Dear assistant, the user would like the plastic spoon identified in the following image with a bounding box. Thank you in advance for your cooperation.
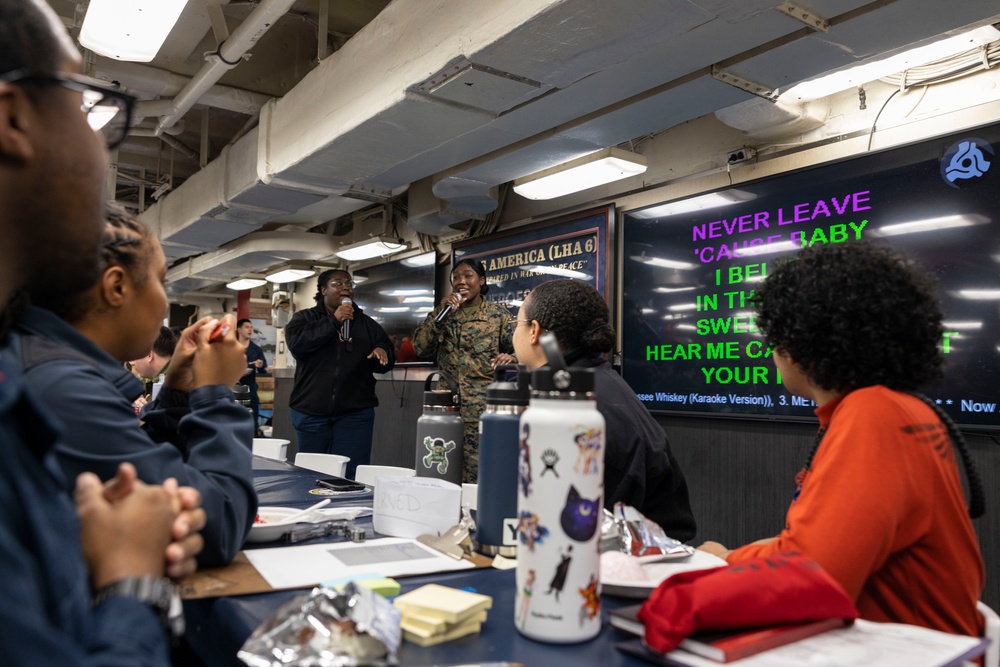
[272,498,332,525]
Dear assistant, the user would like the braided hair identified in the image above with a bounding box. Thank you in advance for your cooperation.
[31,206,154,323]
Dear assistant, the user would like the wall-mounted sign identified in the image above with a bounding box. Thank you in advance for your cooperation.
[454,206,611,312]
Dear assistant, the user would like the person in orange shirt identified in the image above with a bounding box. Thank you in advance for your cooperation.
[699,242,985,638]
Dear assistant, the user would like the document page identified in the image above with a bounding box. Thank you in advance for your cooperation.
[245,537,475,589]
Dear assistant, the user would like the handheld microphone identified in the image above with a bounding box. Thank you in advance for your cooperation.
[341,298,352,341]
[434,294,463,324]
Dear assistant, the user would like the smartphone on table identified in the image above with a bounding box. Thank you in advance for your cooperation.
[315,477,368,492]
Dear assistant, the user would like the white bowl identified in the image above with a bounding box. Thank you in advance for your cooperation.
[247,506,305,543]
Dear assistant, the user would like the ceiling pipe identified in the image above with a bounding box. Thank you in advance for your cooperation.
[130,121,187,137]
[97,60,272,118]
[155,0,297,135]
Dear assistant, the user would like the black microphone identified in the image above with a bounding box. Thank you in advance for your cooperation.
[341,297,352,341]
[434,294,463,324]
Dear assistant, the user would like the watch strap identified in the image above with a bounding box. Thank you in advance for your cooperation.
[92,575,185,638]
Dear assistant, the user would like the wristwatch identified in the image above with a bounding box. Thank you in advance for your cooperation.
[92,576,185,638]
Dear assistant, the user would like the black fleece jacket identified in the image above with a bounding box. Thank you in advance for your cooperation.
[285,302,394,416]
[567,351,697,542]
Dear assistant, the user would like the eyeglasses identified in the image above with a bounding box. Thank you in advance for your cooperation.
[0,69,136,149]
[328,279,357,289]
[508,316,530,333]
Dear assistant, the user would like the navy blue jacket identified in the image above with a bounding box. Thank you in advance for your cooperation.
[0,338,171,665]
[285,302,395,416]
[14,305,257,566]
[238,339,267,394]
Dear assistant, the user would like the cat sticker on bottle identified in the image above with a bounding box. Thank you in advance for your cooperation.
[560,485,601,542]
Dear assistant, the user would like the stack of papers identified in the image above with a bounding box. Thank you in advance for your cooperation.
[393,584,493,647]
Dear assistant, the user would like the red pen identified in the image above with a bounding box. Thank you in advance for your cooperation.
[208,323,231,343]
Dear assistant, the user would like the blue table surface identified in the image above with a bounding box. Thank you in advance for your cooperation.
[185,456,649,666]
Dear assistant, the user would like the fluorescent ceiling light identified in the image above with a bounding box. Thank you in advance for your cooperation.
[942,321,982,330]
[957,289,1000,300]
[335,236,408,261]
[402,296,435,303]
[80,0,190,62]
[675,324,698,331]
[630,255,696,270]
[521,264,590,280]
[780,25,1000,101]
[401,252,436,267]
[668,303,698,311]
[265,268,316,283]
[379,307,410,313]
[641,308,655,314]
[508,299,525,307]
[631,190,757,219]
[226,276,266,291]
[873,214,988,237]
[513,147,647,200]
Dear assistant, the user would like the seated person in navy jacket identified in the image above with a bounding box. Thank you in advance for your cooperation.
[0,1,206,661]
[17,207,257,567]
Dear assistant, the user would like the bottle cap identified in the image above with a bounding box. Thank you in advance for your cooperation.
[485,364,530,406]
[530,332,595,394]
[422,370,460,408]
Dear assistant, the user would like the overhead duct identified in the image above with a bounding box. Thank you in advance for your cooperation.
[93,60,272,119]
[164,230,342,296]
[151,0,1000,292]
[714,97,828,140]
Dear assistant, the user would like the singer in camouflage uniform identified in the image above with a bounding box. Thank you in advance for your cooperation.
[413,259,515,482]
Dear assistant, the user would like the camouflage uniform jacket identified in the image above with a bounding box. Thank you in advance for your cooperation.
[412,297,514,424]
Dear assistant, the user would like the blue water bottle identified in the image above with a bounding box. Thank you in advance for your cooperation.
[476,364,529,557]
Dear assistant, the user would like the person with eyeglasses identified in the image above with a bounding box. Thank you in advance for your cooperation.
[412,258,516,483]
[285,269,394,478]
[0,1,203,664]
[511,279,696,542]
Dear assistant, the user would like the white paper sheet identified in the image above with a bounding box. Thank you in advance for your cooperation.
[244,537,475,590]
[646,619,986,667]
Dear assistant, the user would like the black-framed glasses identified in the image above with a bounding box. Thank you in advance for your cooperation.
[0,69,136,149]
[328,279,357,289]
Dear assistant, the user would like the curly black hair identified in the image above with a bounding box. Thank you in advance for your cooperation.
[752,242,943,393]
[523,279,614,355]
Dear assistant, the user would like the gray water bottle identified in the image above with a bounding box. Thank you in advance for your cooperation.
[414,370,464,484]
[476,364,529,557]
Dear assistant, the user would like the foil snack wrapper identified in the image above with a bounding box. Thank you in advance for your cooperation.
[601,502,692,558]
[238,583,401,667]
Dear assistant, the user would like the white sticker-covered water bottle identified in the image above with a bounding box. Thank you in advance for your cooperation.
[515,332,604,643]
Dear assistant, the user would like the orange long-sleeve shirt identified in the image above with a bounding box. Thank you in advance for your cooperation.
[727,386,983,637]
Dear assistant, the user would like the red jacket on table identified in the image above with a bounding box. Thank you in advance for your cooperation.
[727,385,983,637]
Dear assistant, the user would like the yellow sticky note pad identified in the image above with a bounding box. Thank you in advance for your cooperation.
[333,577,401,598]
[402,618,482,647]
[393,584,493,624]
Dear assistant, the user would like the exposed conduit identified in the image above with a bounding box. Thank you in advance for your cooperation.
[155,0,297,135]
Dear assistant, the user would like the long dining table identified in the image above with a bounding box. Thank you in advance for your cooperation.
[182,455,649,666]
